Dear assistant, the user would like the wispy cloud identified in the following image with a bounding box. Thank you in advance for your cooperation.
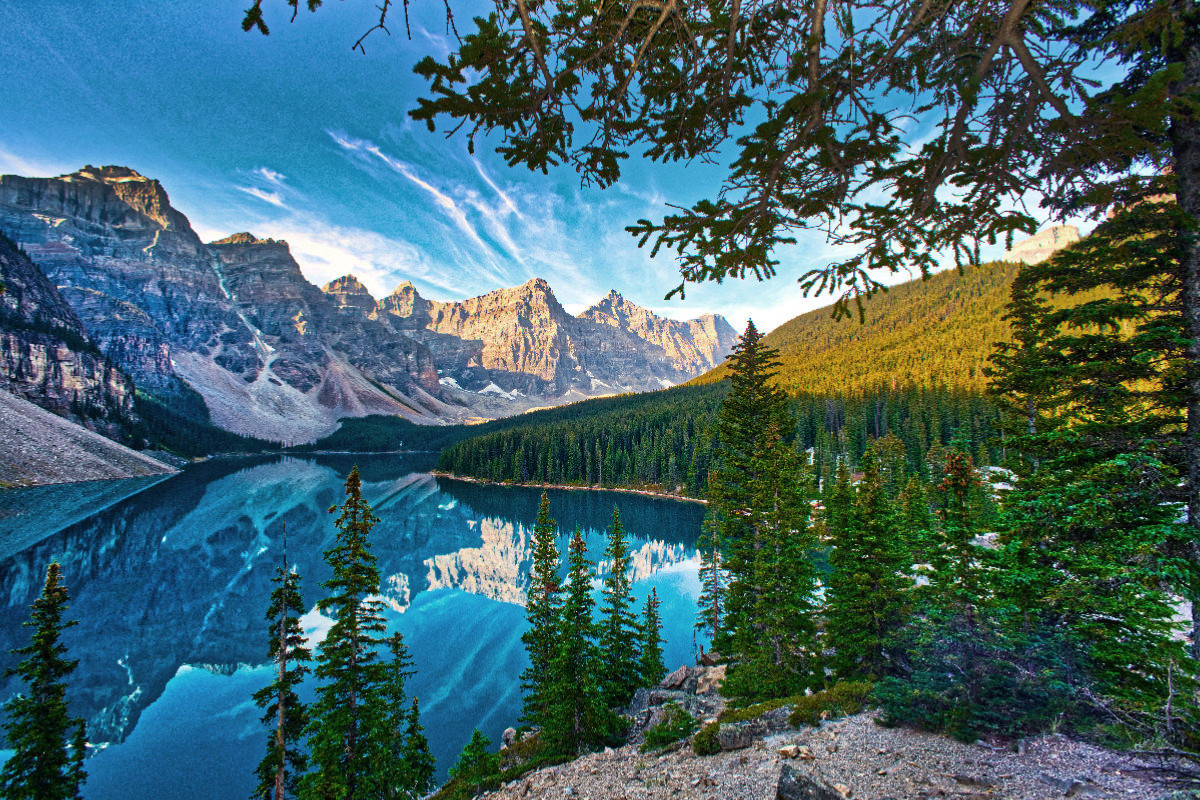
[236,185,288,208]
[0,146,70,178]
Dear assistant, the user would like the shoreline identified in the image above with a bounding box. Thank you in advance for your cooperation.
[431,472,707,504]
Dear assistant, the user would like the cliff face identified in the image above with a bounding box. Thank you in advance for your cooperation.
[579,291,739,378]
[0,169,448,442]
[1001,225,1081,265]
[0,232,133,435]
[372,279,738,403]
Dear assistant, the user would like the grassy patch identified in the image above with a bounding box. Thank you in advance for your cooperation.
[718,695,805,724]
[431,732,569,800]
[788,681,874,727]
[640,702,698,753]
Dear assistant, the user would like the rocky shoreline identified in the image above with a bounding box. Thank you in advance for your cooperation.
[484,665,1193,800]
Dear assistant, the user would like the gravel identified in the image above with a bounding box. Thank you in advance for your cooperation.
[481,712,1177,800]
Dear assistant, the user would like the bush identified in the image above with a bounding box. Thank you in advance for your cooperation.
[788,681,873,728]
[692,722,721,756]
[718,695,805,724]
[433,731,569,800]
[640,703,698,752]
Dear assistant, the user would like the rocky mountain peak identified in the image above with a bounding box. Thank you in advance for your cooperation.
[210,232,281,246]
[323,274,371,295]
[521,277,554,297]
[73,165,149,183]
[65,165,183,233]
[322,275,378,319]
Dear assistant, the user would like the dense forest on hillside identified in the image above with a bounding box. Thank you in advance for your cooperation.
[432,262,1019,494]
[130,389,281,458]
[696,260,1020,395]
[436,384,1001,497]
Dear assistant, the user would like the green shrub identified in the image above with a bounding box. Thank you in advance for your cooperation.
[691,722,721,756]
[718,695,805,724]
[788,682,874,728]
[432,731,569,800]
[640,703,698,752]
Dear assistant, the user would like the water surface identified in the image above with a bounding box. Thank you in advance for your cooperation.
[0,455,704,799]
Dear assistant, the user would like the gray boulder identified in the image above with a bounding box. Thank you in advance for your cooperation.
[776,764,845,800]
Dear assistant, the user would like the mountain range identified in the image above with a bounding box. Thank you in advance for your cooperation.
[0,166,737,446]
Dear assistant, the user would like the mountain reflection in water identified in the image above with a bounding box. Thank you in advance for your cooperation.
[0,455,704,800]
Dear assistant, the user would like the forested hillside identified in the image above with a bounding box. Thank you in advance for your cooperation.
[436,385,1000,497]
[433,262,1020,495]
[695,260,1020,394]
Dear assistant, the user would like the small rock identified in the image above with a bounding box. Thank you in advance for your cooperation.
[696,664,727,695]
[700,650,722,667]
[798,745,815,760]
[660,665,689,690]
[776,764,845,800]
[778,744,800,759]
[833,784,852,798]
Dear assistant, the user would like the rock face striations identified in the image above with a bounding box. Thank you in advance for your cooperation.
[0,166,736,442]
[365,279,738,411]
[580,290,739,379]
[0,231,133,437]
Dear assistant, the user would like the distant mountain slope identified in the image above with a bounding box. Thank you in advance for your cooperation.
[0,389,175,487]
[340,277,738,410]
[578,290,738,378]
[0,230,134,438]
[0,167,459,442]
[694,260,1022,395]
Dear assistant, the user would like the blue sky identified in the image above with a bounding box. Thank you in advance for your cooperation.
[0,0,1034,332]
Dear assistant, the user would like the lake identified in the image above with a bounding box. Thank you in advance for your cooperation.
[0,455,706,799]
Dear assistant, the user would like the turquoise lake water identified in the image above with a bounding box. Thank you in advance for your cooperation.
[0,455,705,799]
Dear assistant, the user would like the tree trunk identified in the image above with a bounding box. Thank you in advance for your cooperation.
[1171,21,1200,661]
[275,608,287,800]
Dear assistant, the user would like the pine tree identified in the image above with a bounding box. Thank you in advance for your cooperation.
[597,507,641,708]
[0,563,86,800]
[710,322,793,655]
[637,589,666,689]
[897,476,936,570]
[519,492,561,730]
[399,698,435,799]
[694,510,725,647]
[543,530,610,756]
[723,434,821,702]
[707,320,821,700]
[378,633,416,800]
[825,446,909,681]
[303,466,389,800]
[252,545,311,800]
[448,728,499,796]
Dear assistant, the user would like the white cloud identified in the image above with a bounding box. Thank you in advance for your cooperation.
[253,214,473,298]
[235,185,288,208]
[0,146,70,178]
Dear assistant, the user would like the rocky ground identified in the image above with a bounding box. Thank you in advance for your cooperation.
[0,389,176,486]
[486,666,1196,800]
